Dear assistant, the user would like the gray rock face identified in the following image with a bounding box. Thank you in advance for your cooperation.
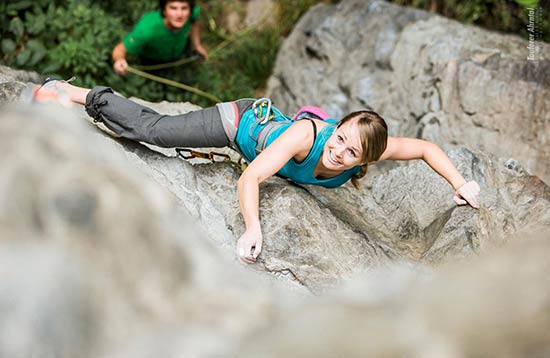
[0,65,42,105]
[1,2,550,352]
[304,148,550,263]
[236,231,550,358]
[266,0,550,183]
[4,99,547,356]
[0,104,295,357]
[109,98,550,294]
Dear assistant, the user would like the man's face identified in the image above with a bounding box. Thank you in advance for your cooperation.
[163,1,191,30]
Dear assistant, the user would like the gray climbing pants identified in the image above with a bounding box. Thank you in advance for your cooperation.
[84,86,254,148]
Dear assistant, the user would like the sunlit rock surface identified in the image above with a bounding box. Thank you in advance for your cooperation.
[236,231,550,357]
[1,0,550,354]
[0,104,301,357]
[267,0,550,183]
[2,101,547,357]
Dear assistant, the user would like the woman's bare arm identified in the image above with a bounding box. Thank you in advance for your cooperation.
[236,120,312,263]
[379,137,465,190]
[377,137,479,207]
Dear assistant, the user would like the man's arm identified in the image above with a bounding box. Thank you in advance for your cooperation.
[189,21,208,59]
[112,42,129,75]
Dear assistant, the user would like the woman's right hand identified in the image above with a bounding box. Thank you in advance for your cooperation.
[236,228,263,264]
[113,58,128,75]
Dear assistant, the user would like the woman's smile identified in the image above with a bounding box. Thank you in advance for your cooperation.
[321,119,364,171]
[328,150,342,166]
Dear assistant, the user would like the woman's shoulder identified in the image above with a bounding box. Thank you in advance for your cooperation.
[290,118,333,131]
[286,119,331,162]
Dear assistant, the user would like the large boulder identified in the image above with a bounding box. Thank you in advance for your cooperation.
[1,0,550,350]
[3,97,546,355]
[0,103,296,357]
[112,99,550,290]
[266,0,550,183]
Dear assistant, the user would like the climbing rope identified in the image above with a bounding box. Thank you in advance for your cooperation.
[125,65,222,103]
[125,10,272,104]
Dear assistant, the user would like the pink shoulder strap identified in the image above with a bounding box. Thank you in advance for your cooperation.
[293,106,330,121]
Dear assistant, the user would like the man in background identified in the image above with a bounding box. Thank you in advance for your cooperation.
[112,0,208,75]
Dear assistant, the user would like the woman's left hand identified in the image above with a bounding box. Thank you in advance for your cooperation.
[454,180,480,209]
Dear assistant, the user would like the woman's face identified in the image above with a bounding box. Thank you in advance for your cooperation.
[163,1,191,30]
[322,119,364,171]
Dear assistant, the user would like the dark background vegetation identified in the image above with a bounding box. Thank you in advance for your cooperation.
[1,0,547,107]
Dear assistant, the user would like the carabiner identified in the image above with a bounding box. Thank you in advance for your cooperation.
[252,97,272,125]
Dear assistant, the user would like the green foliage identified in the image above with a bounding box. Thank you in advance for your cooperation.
[111,0,340,106]
[95,0,158,27]
[515,0,539,8]
[276,0,340,35]
[1,0,128,89]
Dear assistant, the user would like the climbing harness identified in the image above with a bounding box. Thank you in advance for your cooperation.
[175,148,248,172]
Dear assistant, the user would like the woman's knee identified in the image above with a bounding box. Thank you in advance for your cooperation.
[84,87,115,123]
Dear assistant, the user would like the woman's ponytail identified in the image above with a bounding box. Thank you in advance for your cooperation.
[351,164,369,191]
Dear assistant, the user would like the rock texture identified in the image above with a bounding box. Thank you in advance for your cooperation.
[0,103,302,358]
[267,0,550,183]
[0,65,42,105]
[236,231,550,358]
[2,99,548,356]
[1,0,550,354]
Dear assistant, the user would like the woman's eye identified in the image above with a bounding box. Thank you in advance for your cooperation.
[348,149,356,158]
[337,135,343,143]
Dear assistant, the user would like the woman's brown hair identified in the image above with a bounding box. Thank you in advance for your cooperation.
[337,110,388,190]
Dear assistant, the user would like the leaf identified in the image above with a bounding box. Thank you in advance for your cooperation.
[16,48,31,66]
[9,17,25,39]
[27,40,47,66]
[26,39,43,51]
[29,49,47,66]
[6,1,34,12]
[26,13,46,35]
[42,62,62,73]
[514,0,539,8]
[1,39,16,54]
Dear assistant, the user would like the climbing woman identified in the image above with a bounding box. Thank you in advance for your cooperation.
[33,80,481,264]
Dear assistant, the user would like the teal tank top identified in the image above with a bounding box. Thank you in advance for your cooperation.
[234,107,360,188]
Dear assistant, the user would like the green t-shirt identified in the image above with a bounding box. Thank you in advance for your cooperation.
[123,6,200,62]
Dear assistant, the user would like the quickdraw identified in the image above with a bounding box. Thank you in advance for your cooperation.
[176,148,248,172]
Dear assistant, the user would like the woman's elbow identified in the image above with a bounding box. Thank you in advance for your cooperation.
[421,140,444,160]
[237,170,259,190]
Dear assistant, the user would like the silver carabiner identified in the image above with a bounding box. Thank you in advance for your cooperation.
[252,97,272,125]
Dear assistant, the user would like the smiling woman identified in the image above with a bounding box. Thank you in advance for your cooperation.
[33,80,481,264]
